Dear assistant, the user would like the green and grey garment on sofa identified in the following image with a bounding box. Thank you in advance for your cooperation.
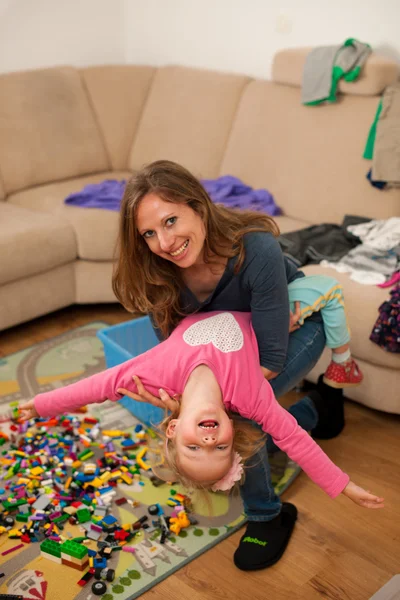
[367,82,400,186]
[302,38,371,105]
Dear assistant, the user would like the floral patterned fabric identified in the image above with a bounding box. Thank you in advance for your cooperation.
[370,285,400,353]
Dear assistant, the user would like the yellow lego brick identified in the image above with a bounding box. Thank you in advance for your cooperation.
[72,460,82,469]
[137,458,150,471]
[120,466,128,473]
[8,529,22,537]
[91,477,103,488]
[30,466,44,476]
[136,447,148,460]
[99,472,111,482]
[120,474,132,485]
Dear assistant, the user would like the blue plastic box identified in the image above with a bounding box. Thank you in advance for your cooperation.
[97,316,164,427]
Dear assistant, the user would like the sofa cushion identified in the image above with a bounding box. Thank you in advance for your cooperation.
[0,264,75,332]
[0,203,76,286]
[8,171,131,261]
[128,66,250,178]
[81,66,155,170]
[274,215,311,234]
[0,67,110,195]
[302,264,400,370]
[272,49,399,96]
[220,80,400,224]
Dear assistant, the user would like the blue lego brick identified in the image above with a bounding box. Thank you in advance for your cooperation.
[102,515,117,526]
[94,557,107,569]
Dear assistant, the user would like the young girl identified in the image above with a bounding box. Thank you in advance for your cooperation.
[288,274,363,388]
[20,310,381,507]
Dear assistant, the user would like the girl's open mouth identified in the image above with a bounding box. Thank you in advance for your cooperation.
[198,420,219,429]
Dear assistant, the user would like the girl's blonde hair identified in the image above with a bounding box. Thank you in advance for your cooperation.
[112,160,280,339]
[156,406,266,492]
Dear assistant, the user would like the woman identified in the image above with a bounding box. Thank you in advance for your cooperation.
[112,160,345,571]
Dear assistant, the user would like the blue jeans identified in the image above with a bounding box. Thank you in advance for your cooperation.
[240,313,326,521]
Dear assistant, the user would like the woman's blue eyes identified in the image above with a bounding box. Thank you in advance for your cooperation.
[143,216,177,239]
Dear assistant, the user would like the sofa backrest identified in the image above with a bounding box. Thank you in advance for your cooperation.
[127,66,250,178]
[221,50,400,224]
[0,67,110,195]
[81,65,155,171]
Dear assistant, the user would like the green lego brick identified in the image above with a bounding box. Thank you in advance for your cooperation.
[61,539,88,559]
[2,498,28,511]
[0,438,5,446]
[40,539,62,558]
[76,508,91,523]
[78,450,94,460]
[52,514,69,524]
[16,514,30,522]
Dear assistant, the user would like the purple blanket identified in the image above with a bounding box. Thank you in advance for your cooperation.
[64,176,281,216]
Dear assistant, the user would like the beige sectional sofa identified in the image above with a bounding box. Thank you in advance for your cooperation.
[0,50,399,413]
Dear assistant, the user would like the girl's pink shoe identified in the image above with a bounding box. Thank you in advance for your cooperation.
[323,359,363,388]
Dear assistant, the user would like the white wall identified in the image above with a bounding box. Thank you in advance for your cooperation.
[0,0,125,74]
[124,0,400,79]
[1,0,398,78]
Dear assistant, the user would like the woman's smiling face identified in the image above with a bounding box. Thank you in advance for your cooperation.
[136,193,206,267]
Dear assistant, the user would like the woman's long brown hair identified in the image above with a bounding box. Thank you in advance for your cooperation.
[112,160,279,338]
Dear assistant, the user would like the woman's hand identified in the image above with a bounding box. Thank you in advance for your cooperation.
[289,301,301,333]
[19,399,39,421]
[260,366,278,381]
[117,375,180,412]
[342,481,384,509]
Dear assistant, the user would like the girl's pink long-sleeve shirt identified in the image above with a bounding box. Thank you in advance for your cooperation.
[34,311,349,498]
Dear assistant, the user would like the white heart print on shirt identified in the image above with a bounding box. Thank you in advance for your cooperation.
[183,313,244,353]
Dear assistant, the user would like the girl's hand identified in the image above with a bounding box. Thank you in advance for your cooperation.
[342,480,384,509]
[117,376,180,412]
[19,399,39,421]
[289,301,301,333]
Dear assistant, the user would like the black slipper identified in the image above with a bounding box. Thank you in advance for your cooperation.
[233,503,298,571]
[310,375,345,440]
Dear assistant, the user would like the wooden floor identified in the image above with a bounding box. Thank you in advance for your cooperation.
[1,304,399,600]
